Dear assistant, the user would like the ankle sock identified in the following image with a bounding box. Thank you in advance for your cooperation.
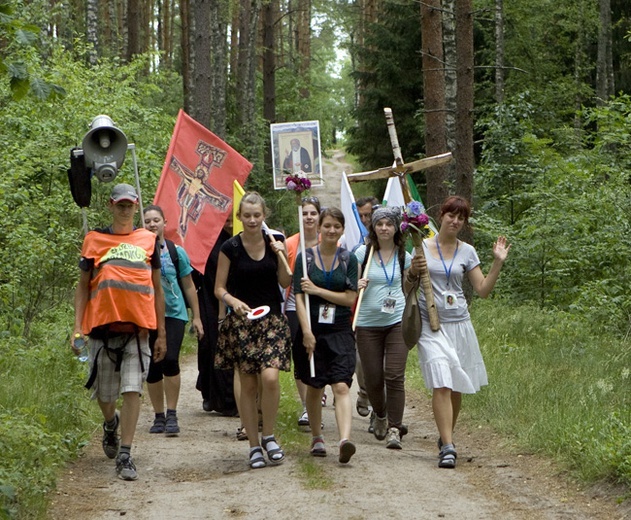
[105,416,118,430]
[262,435,280,452]
[154,412,166,420]
[119,445,131,457]
[166,409,177,417]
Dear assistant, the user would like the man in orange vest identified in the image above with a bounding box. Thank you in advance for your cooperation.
[72,183,166,481]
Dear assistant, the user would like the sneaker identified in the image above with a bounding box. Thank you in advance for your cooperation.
[165,412,180,437]
[102,412,120,459]
[385,427,402,449]
[298,410,310,427]
[356,394,370,417]
[115,453,138,481]
[370,412,388,441]
[149,416,166,434]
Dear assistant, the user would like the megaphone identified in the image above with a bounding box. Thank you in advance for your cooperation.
[82,115,128,183]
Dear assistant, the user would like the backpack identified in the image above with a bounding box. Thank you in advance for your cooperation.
[164,239,191,308]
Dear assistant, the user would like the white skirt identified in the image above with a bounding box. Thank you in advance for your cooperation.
[417,318,488,394]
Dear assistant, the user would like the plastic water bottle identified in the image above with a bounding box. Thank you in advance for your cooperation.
[74,333,89,362]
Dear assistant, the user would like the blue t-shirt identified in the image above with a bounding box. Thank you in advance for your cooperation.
[354,245,411,327]
[160,243,193,321]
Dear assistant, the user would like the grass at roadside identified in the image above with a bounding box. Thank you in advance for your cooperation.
[467,299,631,492]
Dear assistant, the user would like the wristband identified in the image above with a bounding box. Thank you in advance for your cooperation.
[221,292,231,307]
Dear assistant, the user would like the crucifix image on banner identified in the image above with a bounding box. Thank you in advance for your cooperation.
[170,141,231,236]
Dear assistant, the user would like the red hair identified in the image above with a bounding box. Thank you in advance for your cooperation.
[440,196,471,224]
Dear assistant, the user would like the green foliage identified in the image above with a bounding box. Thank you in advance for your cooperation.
[0,333,98,518]
[476,94,631,333]
[0,47,175,338]
[345,0,424,169]
[469,300,631,487]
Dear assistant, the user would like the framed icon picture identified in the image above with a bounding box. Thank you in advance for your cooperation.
[270,120,323,190]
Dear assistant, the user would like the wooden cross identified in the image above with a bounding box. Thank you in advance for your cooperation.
[346,107,452,332]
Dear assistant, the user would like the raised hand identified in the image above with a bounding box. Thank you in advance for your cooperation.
[493,236,511,262]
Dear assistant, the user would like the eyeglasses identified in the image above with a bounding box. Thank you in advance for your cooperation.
[302,196,320,205]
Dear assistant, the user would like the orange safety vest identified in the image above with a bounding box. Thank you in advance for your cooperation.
[81,228,157,334]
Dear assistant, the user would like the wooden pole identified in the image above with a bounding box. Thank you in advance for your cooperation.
[384,107,440,332]
[352,245,375,331]
[298,207,316,378]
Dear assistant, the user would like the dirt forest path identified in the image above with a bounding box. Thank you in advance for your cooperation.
[48,151,628,520]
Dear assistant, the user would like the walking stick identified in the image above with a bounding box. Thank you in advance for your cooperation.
[352,245,375,331]
[298,207,316,377]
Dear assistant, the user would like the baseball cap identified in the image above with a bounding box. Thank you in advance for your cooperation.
[110,183,139,204]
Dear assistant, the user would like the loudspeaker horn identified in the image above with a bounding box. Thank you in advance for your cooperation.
[82,115,128,183]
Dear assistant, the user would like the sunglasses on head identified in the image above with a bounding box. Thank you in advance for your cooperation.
[302,196,320,205]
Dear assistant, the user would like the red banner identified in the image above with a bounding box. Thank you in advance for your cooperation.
[153,110,252,271]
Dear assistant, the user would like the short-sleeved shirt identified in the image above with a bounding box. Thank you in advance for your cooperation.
[159,242,193,321]
[354,245,412,327]
[293,247,358,332]
[418,238,480,323]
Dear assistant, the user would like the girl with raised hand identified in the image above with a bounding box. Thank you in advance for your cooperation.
[410,196,510,469]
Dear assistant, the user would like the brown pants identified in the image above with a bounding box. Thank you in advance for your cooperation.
[356,322,408,429]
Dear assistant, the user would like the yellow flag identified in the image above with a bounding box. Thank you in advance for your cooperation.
[233,179,245,235]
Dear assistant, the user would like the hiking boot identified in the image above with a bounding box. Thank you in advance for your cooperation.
[370,412,388,440]
[165,411,180,437]
[385,427,402,450]
[115,453,138,481]
[149,415,166,434]
[102,412,120,459]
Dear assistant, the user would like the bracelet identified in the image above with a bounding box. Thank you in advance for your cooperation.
[221,292,231,307]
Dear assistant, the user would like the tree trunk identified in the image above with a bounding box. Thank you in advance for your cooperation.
[454,0,474,240]
[262,0,278,172]
[237,0,261,158]
[180,0,192,113]
[421,0,449,220]
[442,0,457,187]
[494,0,504,103]
[210,0,228,138]
[596,0,614,104]
[191,0,212,128]
[86,0,99,65]
[297,0,311,97]
[127,0,141,61]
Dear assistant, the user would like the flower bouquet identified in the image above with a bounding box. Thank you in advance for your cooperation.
[285,172,312,194]
[401,200,440,333]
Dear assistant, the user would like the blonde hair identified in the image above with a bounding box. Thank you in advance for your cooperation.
[238,191,269,218]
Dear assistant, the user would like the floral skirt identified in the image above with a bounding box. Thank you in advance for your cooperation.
[215,312,291,374]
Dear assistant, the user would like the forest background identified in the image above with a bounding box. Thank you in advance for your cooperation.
[1,0,631,517]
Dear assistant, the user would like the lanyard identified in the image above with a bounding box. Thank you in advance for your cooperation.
[435,238,459,288]
[316,246,340,289]
[377,250,396,287]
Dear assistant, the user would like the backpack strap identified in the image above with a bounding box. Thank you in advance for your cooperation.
[164,239,190,308]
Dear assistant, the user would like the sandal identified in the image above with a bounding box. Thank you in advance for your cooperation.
[438,444,457,469]
[261,435,285,464]
[249,447,267,469]
[310,436,327,457]
[339,439,356,464]
[236,426,248,441]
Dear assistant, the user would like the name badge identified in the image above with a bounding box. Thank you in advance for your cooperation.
[443,292,458,310]
[318,304,336,324]
[381,296,397,314]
